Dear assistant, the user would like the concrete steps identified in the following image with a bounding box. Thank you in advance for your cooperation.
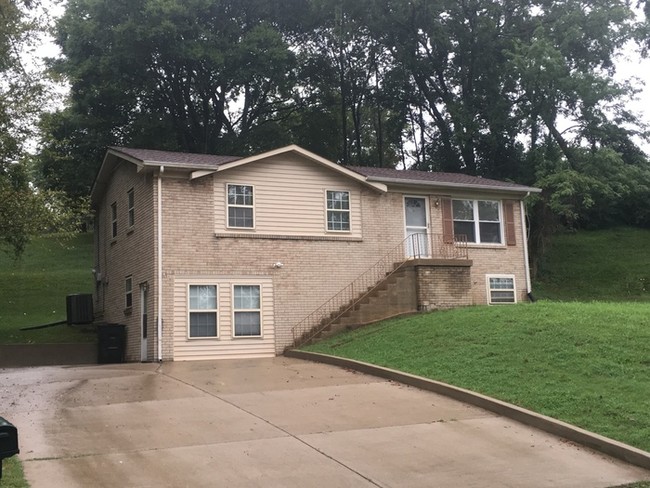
[314,266,418,339]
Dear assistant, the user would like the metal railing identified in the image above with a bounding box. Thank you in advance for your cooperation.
[289,233,468,349]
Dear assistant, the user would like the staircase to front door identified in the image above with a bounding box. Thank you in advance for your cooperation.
[289,233,468,349]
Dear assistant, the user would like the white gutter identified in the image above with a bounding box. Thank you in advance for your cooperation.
[520,197,532,295]
[157,166,164,362]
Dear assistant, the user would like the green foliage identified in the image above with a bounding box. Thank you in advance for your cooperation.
[303,301,650,452]
[535,227,650,301]
[37,0,301,195]
[1,158,91,258]
[0,233,95,344]
[527,146,650,272]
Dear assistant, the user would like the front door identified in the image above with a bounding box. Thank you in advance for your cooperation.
[404,196,430,258]
[140,283,148,361]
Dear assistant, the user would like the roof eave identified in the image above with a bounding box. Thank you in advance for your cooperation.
[366,176,541,195]
[91,150,143,206]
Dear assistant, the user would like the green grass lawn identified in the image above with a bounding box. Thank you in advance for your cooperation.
[0,457,28,488]
[535,227,650,301]
[303,301,650,452]
[0,233,95,344]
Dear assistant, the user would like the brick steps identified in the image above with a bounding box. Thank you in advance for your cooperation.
[315,266,418,339]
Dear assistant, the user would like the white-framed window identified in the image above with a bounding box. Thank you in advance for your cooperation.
[233,285,261,337]
[326,190,350,231]
[486,275,516,304]
[125,275,133,308]
[127,188,135,227]
[227,184,254,228]
[110,202,118,238]
[453,199,502,244]
[188,285,218,338]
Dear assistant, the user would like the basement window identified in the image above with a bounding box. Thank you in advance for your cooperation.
[486,275,516,304]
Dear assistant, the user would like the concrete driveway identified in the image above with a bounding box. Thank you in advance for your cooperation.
[2,357,648,488]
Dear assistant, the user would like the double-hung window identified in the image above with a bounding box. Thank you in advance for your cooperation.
[189,285,218,338]
[326,190,350,231]
[227,184,254,228]
[127,189,135,227]
[233,285,261,337]
[452,199,502,244]
[110,202,118,238]
[487,275,516,304]
[125,276,133,308]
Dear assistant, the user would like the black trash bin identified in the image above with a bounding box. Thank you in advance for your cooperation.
[0,416,19,480]
[97,324,126,363]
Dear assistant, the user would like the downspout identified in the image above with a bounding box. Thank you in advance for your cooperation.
[157,166,164,361]
[520,196,533,300]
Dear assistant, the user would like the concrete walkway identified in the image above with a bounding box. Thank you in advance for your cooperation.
[1,357,648,487]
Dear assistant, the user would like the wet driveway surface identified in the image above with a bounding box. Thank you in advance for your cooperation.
[1,357,649,487]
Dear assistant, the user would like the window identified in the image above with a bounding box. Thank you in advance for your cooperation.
[233,285,261,337]
[110,202,117,238]
[127,188,135,227]
[487,275,516,304]
[326,190,350,231]
[189,285,218,337]
[227,184,254,228]
[452,199,501,244]
[125,276,133,308]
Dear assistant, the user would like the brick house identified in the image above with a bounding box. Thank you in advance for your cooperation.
[90,144,540,362]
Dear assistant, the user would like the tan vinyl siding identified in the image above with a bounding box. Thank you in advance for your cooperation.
[214,154,363,238]
[172,276,275,361]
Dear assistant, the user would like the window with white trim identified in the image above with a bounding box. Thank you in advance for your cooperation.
[326,190,350,231]
[487,275,516,304]
[189,285,218,337]
[227,184,254,228]
[453,199,502,244]
[110,202,117,238]
[233,285,261,337]
[127,188,135,227]
[125,276,133,308]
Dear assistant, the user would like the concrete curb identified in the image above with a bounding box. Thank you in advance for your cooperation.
[286,349,650,472]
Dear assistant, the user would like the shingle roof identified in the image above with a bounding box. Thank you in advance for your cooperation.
[346,166,538,192]
[105,146,538,193]
[110,147,241,169]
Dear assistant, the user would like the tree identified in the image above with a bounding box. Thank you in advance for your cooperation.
[362,0,642,178]
[38,0,301,194]
[0,0,47,256]
[291,0,405,167]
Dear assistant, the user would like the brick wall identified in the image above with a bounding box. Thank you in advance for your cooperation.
[94,161,155,361]
[413,262,473,311]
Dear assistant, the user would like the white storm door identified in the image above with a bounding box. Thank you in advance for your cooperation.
[140,283,148,361]
[404,196,430,258]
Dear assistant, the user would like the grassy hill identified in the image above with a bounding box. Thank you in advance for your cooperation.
[534,227,650,301]
[0,233,95,344]
[303,226,650,453]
